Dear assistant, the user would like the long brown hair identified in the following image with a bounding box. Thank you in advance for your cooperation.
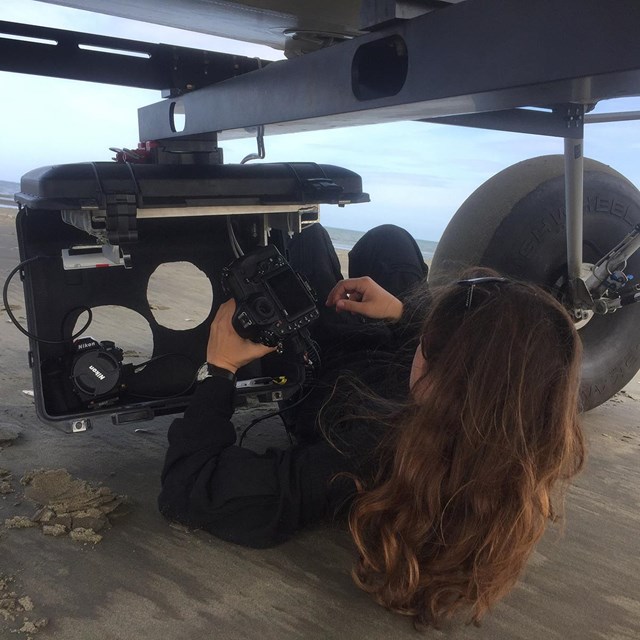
[348,271,585,627]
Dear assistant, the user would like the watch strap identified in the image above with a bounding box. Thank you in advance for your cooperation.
[198,362,237,384]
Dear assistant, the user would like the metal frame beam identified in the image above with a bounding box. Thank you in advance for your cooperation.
[137,0,640,141]
[0,20,267,96]
[421,106,584,138]
[564,135,585,288]
[585,111,640,124]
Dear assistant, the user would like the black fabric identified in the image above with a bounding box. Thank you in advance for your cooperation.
[286,223,428,358]
[159,376,372,548]
[158,224,429,548]
[349,224,429,299]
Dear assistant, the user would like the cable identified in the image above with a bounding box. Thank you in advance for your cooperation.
[131,352,197,372]
[236,332,322,445]
[3,256,94,344]
[304,336,322,372]
[125,379,197,401]
[61,307,93,340]
[226,216,244,257]
[126,353,199,399]
[238,386,315,447]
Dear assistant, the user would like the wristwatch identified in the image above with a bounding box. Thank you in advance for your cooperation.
[196,362,237,384]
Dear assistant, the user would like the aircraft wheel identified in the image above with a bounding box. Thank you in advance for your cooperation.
[429,155,640,410]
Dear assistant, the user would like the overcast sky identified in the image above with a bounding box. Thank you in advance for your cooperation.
[1,0,640,241]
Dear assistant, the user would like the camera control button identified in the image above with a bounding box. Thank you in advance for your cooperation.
[262,331,278,347]
[237,311,253,327]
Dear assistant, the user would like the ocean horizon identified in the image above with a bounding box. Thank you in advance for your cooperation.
[323,226,437,261]
[0,179,437,257]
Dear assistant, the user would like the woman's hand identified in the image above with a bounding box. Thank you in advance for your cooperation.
[206,299,276,372]
[325,277,403,321]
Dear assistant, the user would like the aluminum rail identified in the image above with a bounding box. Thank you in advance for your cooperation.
[585,111,640,124]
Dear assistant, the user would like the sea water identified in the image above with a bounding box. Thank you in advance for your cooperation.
[325,226,437,261]
[0,180,19,209]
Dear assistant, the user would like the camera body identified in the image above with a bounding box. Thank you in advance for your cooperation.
[222,245,319,347]
[69,337,125,405]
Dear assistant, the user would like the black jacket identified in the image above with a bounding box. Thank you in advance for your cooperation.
[158,313,421,548]
[159,373,382,547]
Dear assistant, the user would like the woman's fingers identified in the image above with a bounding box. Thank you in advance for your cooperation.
[335,297,366,314]
[326,277,403,321]
[326,277,371,306]
[206,299,276,371]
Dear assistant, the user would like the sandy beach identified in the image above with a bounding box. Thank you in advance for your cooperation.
[0,207,639,639]
[336,248,349,277]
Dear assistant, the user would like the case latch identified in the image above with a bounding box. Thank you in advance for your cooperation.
[105,194,138,245]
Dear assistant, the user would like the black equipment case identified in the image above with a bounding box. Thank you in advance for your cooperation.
[14,161,368,431]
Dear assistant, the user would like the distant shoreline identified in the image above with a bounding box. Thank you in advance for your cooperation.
[324,225,437,261]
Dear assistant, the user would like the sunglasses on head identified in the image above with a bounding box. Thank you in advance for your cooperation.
[457,276,510,310]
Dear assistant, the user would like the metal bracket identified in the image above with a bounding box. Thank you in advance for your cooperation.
[570,221,640,317]
[265,208,320,237]
[61,244,129,271]
[585,224,640,294]
[71,418,91,433]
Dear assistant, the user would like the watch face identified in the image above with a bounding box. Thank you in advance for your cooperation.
[196,363,211,382]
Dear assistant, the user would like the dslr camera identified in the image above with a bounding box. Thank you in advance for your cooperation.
[42,336,126,413]
[69,337,126,405]
[221,245,319,347]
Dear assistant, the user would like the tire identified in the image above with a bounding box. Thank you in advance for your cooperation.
[430,155,640,411]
